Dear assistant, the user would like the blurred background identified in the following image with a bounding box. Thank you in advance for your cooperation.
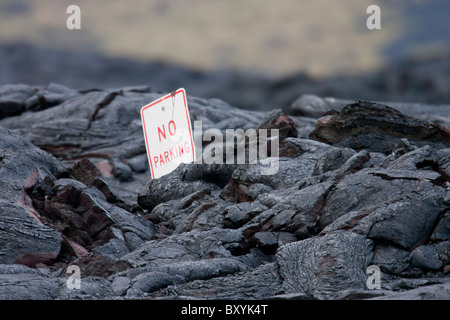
[0,0,449,110]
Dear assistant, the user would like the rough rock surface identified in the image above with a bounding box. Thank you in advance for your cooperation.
[288,94,450,129]
[309,100,450,153]
[0,126,65,265]
[0,83,449,300]
[277,231,373,297]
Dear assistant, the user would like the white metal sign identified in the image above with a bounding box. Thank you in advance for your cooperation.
[141,88,195,179]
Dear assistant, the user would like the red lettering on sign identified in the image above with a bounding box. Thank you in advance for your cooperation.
[168,120,176,136]
[164,151,169,163]
[158,125,166,142]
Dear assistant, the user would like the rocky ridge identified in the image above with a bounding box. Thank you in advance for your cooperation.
[0,83,449,300]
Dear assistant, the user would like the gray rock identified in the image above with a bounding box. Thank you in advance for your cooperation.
[112,229,250,296]
[223,201,268,228]
[306,150,371,186]
[313,147,356,175]
[430,211,450,242]
[0,89,152,203]
[276,137,333,161]
[309,101,450,153]
[277,231,373,296]
[23,83,78,112]
[113,161,133,182]
[171,197,232,234]
[146,187,233,235]
[157,258,248,281]
[0,274,60,300]
[372,245,410,275]
[0,84,35,118]
[125,153,149,173]
[224,137,333,197]
[289,94,450,129]
[57,276,113,300]
[385,277,448,291]
[246,180,335,241]
[438,152,450,180]
[0,264,59,300]
[0,264,51,275]
[0,126,66,199]
[117,257,249,295]
[126,271,186,297]
[45,179,155,258]
[318,168,445,250]
[123,232,146,251]
[321,190,444,251]
[335,289,390,300]
[122,228,246,268]
[0,200,62,265]
[367,193,443,250]
[224,156,317,202]
[251,232,279,253]
[0,126,65,265]
[151,262,282,299]
[410,241,450,271]
[370,282,450,300]
[382,145,438,170]
[270,292,318,300]
[92,239,130,260]
[67,158,126,207]
[137,164,220,210]
[110,276,131,296]
[364,152,386,168]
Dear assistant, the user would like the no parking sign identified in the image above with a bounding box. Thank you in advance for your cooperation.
[140,88,196,179]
